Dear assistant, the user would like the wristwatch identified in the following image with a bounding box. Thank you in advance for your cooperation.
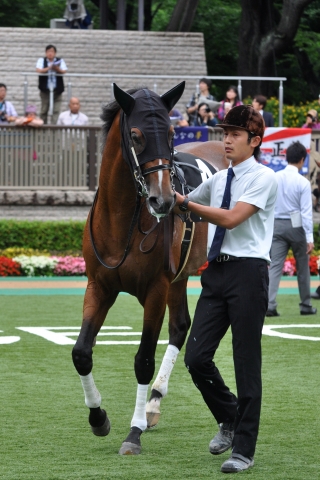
[179,197,190,212]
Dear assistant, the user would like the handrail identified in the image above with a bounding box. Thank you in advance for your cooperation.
[21,72,286,126]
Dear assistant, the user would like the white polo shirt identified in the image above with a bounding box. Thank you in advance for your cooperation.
[188,156,278,262]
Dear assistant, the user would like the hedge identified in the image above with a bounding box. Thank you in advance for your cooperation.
[0,220,86,252]
[0,219,320,254]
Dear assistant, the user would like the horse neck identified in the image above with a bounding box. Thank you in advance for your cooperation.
[97,114,138,225]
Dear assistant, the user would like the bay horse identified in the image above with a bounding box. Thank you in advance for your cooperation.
[72,82,228,455]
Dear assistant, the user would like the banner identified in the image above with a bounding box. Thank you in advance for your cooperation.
[260,128,311,174]
[173,126,209,146]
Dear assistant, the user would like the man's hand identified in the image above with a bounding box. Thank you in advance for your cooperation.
[173,192,187,214]
[307,242,314,254]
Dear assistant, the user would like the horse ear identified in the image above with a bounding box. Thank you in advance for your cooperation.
[161,81,185,112]
[113,83,136,116]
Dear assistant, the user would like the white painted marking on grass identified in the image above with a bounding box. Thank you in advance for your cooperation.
[0,330,20,344]
[16,326,169,346]
[263,324,320,341]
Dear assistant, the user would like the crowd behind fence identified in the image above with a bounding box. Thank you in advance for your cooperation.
[1,126,320,191]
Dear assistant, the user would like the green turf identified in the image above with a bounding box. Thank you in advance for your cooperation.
[0,294,319,479]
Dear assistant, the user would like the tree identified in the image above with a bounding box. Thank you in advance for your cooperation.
[166,0,200,32]
[238,0,318,97]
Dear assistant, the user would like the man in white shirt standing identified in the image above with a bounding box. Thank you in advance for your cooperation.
[266,141,316,316]
[174,105,278,473]
[36,44,68,124]
[57,97,89,126]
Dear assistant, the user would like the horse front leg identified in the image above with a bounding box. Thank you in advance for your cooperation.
[146,278,191,428]
[72,281,118,437]
[119,293,167,455]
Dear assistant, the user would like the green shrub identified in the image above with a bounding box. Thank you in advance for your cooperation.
[0,220,86,252]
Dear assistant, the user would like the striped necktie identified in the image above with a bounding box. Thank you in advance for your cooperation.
[207,167,235,262]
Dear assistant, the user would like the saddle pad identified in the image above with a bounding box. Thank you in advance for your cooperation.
[173,151,217,222]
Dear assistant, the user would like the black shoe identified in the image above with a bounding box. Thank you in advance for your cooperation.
[311,292,320,299]
[300,307,317,315]
[266,309,280,317]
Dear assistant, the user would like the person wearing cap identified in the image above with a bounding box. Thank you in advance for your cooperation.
[14,105,44,127]
[186,78,216,126]
[302,109,320,129]
[174,105,278,473]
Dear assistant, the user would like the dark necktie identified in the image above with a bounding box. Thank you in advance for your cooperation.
[207,167,235,262]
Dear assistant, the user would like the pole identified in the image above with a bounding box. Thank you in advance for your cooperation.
[279,80,283,127]
[24,75,28,114]
[100,0,108,29]
[138,0,144,31]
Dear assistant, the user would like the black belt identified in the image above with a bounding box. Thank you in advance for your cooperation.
[213,254,250,262]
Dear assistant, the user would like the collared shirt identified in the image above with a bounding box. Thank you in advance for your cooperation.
[188,156,278,262]
[56,110,89,126]
[274,164,314,243]
[36,57,68,90]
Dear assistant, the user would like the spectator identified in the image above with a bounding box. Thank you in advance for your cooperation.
[266,141,316,317]
[194,102,218,127]
[312,172,320,212]
[169,108,189,127]
[0,83,17,124]
[57,97,89,126]
[36,45,68,124]
[217,85,242,121]
[14,105,44,127]
[186,78,217,126]
[252,94,274,127]
[302,109,320,129]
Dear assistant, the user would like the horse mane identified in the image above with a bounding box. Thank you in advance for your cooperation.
[100,86,149,147]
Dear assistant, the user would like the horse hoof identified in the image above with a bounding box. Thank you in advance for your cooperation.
[90,409,111,437]
[146,411,161,429]
[118,442,141,455]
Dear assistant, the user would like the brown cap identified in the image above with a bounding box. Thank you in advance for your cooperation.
[216,104,265,139]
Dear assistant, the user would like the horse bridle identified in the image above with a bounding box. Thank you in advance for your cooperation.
[88,110,177,272]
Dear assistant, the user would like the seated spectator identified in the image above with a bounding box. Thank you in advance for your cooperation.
[0,83,18,124]
[194,102,218,127]
[14,105,44,127]
[169,108,189,127]
[57,97,88,125]
[252,94,274,127]
[302,109,320,129]
[217,85,242,121]
[186,78,216,126]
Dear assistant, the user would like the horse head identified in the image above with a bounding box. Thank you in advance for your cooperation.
[114,82,185,219]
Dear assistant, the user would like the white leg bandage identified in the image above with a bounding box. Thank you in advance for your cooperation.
[151,344,179,397]
[80,373,102,408]
[131,384,149,431]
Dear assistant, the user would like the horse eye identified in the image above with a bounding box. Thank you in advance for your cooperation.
[131,131,145,154]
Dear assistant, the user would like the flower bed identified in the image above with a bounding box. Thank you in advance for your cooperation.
[0,253,86,277]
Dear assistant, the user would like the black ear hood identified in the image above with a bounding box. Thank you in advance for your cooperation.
[161,81,185,112]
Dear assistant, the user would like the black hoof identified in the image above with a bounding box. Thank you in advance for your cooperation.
[89,408,111,437]
[119,427,142,455]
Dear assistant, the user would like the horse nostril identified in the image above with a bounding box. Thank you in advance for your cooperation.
[149,196,160,210]
[148,196,174,214]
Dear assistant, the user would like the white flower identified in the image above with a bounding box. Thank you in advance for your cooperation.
[13,255,58,277]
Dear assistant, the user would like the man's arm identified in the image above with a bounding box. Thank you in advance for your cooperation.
[174,192,258,229]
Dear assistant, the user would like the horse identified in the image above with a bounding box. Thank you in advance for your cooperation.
[72,82,228,455]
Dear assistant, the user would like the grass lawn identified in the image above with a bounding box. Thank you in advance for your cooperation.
[0,293,319,479]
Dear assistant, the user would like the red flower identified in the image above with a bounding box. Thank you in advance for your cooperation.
[0,257,21,276]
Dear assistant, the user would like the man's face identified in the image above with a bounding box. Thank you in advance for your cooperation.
[69,98,80,114]
[0,87,7,101]
[252,99,262,111]
[199,81,208,93]
[46,48,56,61]
[223,127,260,165]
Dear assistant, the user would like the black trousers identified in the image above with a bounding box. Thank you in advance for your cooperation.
[185,258,268,458]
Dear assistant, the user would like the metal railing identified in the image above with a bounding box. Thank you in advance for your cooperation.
[22,72,287,126]
[0,126,101,190]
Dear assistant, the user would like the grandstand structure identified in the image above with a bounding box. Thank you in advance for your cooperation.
[0,27,208,125]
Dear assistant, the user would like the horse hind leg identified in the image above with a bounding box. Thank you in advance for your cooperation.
[146,279,191,428]
[72,283,118,437]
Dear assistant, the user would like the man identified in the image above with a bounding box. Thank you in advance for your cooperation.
[266,141,317,316]
[57,97,89,126]
[252,94,274,127]
[0,83,17,124]
[36,45,68,124]
[186,78,217,126]
[174,105,278,473]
